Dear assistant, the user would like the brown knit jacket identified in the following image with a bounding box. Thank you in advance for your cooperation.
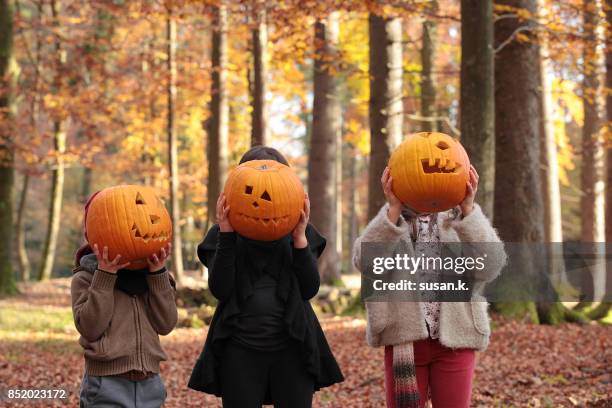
[71,254,178,376]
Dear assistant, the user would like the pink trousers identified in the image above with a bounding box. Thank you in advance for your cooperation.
[384,338,476,408]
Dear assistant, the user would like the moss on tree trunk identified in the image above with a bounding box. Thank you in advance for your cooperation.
[587,302,611,320]
[0,0,17,295]
[493,302,539,323]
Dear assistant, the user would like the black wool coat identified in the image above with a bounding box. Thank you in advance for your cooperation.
[187,224,344,400]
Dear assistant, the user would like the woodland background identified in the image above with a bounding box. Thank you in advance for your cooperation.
[0,0,611,406]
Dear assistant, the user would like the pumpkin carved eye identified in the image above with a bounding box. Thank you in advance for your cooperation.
[260,190,271,201]
[245,185,253,194]
[436,141,449,150]
[150,215,160,224]
[136,192,146,205]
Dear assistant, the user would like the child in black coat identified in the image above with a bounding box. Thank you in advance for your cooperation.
[188,146,343,408]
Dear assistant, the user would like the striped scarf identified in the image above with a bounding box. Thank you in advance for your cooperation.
[388,212,441,408]
[392,343,420,408]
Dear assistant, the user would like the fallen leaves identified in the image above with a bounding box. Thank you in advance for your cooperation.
[1,280,610,407]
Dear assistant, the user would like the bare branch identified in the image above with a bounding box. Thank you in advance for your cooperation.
[494,25,534,53]
[405,113,460,137]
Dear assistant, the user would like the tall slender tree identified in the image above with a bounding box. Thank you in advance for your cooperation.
[493,0,581,324]
[308,13,340,284]
[494,0,543,244]
[206,3,229,229]
[460,0,495,217]
[368,13,403,221]
[167,6,184,282]
[15,0,44,282]
[588,0,612,319]
[581,0,606,245]
[494,0,545,322]
[141,31,158,187]
[38,0,66,281]
[250,1,267,146]
[15,173,30,281]
[603,0,612,313]
[571,0,606,309]
[79,6,115,201]
[579,0,606,302]
[346,142,360,266]
[607,0,612,300]
[539,11,562,244]
[0,0,16,294]
[335,126,343,264]
[420,0,438,132]
[538,1,565,286]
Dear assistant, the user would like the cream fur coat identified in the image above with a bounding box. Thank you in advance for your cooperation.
[352,203,507,351]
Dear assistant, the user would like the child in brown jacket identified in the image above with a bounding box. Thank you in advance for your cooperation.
[71,242,177,408]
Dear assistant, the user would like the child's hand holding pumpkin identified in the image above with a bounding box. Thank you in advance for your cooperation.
[459,165,478,217]
[147,243,171,273]
[94,244,130,274]
[292,193,310,248]
[381,166,403,224]
[216,193,234,233]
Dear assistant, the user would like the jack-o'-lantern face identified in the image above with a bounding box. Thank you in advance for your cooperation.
[85,185,172,270]
[389,132,470,213]
[224,160,305,241]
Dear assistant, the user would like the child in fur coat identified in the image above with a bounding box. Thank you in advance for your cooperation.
[353,166,507,408]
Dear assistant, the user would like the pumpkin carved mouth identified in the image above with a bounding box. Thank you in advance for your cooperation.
[131,223,170,243]
[421,158,460,174]
[236,212,290,225]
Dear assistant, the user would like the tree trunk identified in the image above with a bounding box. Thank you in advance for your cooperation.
[16,1,43,282]
[494,0,544,243]
[460,0,495,218]
[420,0,438,132]
[166,8,184,283]
[604,0,612,310]
[580,0,606,302]
[308,14,340,284]
[250,3,267,146]
[538,2,566,285]
[38,126,65,281]
[581,1,605,245]
[368,14,403,220]
[38,0,65,281]
[15,174,31,281]
[81,167,92,202]
[0,0,16,294]
[589,0,612,319]
[539,26,562,244]
[335,121,343,269]
[607,0,612,290]
[493,0,545,322]
[492,0,583,324]
[141,34,157,186]
[80,6,111,198]
[347,143,359,271]
[206,4,229,230]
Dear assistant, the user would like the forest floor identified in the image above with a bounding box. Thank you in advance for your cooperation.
[0,278,610,407]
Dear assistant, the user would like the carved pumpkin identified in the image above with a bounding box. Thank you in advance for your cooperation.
[85,185,172,270]
[224,160,304,241]
[389,132,470,213]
